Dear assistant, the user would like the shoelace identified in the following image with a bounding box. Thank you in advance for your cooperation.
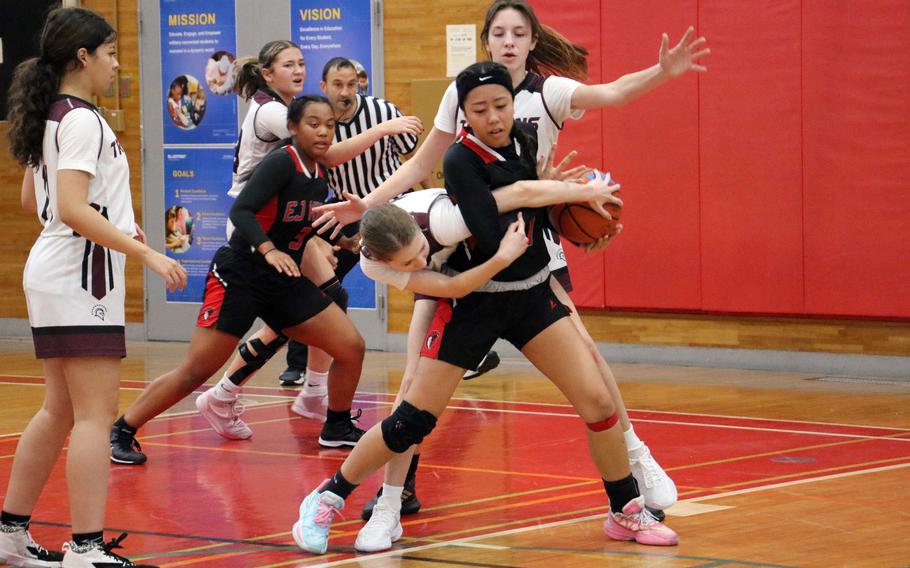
[632,448,662,488]
[98,532,134,564]
[370,502,399,527]
[228,399,246,421]
[313,501,344,529]
[350,408,363,423]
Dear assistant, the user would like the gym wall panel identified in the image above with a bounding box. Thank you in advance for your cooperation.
[802,1,910,318]
[530,0,606,307]
[597,0,701,310]
[698,1,805,314]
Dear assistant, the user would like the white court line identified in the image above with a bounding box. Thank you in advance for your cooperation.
[3,383,908,444]
[312,461,910,567]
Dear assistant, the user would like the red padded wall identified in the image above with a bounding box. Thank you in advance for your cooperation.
[802,1,910,318]
[698,1,805,314]
[598,0,701,310]
[530,0,606,307]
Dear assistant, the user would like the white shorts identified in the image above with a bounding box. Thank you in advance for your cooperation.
[24,235,127,358]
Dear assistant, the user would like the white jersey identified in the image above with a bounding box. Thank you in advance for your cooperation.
[433,72,584,160]
[24,95,133,348]
[229,88,289,198]
[434,72,584,281]
[360,188,470,290]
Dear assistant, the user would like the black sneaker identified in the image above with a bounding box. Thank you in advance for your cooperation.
[360,480,422,521]
[0,524,65,567]
[463,350,501,380]
[318,418,365,448]
[110,425,147,465]
[62,532,157,567]
[279,367,305,386]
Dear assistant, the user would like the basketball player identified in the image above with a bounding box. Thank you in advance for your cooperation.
[292,64,678,555]
[0,7,185,567]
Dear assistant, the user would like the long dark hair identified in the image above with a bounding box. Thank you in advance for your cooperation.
[7,7,115,168]
[234,40,301,100]
[481,0,588,82]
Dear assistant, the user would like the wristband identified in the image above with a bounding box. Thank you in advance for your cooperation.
[264,248,277,256]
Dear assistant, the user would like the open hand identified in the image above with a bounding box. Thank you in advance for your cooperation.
[659,26,710,77]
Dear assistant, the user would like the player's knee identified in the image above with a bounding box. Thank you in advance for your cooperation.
[577,389,616,423]
[239,336,286,369]
[380,401,437,453]
[320,277,349,312]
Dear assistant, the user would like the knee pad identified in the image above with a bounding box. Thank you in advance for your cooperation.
[228,335,289,385]
[380,401,437,453]
[320,276,349,312]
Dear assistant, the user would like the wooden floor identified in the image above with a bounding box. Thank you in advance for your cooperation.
[1,337,908,567]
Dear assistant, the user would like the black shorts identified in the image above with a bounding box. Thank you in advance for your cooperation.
[196,247,332,338]
[420,281,570,370]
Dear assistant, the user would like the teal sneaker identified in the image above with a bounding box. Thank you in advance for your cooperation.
[292,484,345,554]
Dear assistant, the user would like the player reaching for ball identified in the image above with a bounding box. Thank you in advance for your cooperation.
[316,0,705,527]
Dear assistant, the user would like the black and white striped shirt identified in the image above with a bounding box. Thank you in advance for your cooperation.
[327,94,418,200]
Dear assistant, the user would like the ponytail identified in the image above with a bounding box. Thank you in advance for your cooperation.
[7,59,60,168]
[481,0,588,82]
[233,56,263,100]
[7,7,115,168]
[233,40,301,101]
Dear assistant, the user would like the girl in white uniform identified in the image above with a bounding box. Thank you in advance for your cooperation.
[318,0,709,520]
[0,7,185,568]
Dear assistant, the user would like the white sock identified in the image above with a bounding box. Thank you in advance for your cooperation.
[305,368,328,388]
[214,374,240,401]
[380,484,404,510]
[624,426,645,454]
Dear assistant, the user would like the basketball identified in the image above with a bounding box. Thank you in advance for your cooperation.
[547,172,621,245]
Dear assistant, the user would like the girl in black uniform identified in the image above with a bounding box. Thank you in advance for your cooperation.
[120,95,365,454]
[292,63,677,555]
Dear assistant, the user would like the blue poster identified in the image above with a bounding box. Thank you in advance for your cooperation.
[291,0,373,97]
[160,0,238,144]
[163,148,235,303]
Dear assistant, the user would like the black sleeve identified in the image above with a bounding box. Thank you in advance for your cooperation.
[443,145,502,256]
[230,150,292,249]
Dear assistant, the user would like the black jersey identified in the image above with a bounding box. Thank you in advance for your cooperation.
[229,143,332,264]
[442,128,550,282]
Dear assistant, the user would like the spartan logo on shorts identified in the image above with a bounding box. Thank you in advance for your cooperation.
[201,307,216,322]
[425,331,441,351]
[91,304,107,321]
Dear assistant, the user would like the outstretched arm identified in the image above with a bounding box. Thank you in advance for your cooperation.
[321,115,424,167]
[571,26,709,110]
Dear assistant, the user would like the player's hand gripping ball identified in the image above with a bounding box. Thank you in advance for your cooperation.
[547,170,621,245]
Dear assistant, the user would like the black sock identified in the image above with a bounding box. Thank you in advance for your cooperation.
[603,474,640,513]
[72,531,104,547]
[321,469,358,499]
[114,415,137,436]
[405,453,421,485]
[0,511,30,530]
[326,409,350,424]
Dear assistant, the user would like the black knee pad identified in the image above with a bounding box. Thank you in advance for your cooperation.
[228,335,289,385]
[320,276,349,312]
[380,401,437,453]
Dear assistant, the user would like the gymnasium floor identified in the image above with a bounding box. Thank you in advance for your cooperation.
[1,337,908,567]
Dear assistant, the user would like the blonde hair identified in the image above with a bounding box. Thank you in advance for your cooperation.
[360,204,419,261]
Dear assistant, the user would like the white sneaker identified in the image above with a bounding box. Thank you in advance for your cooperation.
[0,525,63,567]
[291,383,327,420]
[629,444,677,510]
[354,499,403,552]
[61,533,153,567]
[195,388,252,440]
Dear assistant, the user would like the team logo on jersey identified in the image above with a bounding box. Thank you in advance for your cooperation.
[91,304,107,321]
[425,331,441,351]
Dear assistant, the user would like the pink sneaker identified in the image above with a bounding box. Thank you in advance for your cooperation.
[195,387,252,440]
[603,496,678,546]
[291,383,327,420]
